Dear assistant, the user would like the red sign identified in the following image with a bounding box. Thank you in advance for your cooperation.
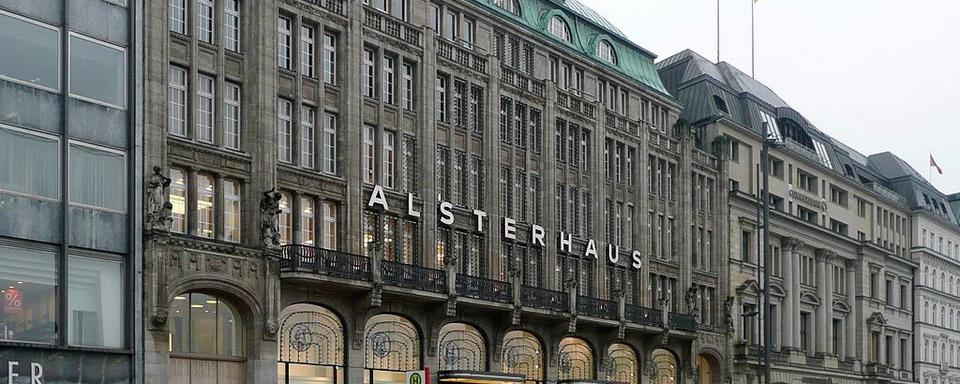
[4,287,22,314]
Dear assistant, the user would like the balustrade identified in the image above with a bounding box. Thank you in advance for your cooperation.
[279,245,371,281]
[456,274,512,303]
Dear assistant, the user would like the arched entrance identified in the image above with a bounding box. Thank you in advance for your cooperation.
[363,314,421,384]
[557,337,593,381]
[501,330,543,384]
[648,348,677,384]
[605,343,638,384]
[277,303,345,383]
[697,352,722,384]
[438,322,486,371]
[168,292,245,383]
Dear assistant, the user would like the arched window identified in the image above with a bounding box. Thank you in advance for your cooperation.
[925,340,930,361]
[277,304,344,384]
[494,0,521,16]
[438,323,486,371]
[596,40,617,65]
[169,292,244,384]
[558,337,593,380]
[502,330,543,384]
[548,16,571,42]
[942,272,946,291]
[605,343,637,384]
[650,349,677,384]
[365,314,421,382]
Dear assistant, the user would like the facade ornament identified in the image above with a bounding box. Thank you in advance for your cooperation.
[723,296,736,334]
[150,306,169,329]
[265,319,279,339]
[511,304,521,325]
[783,236,806,252]
[259,188,284,249]
[685,286,700,317]
[815,248,835,262]
[508,249,522,278]
[145,166,173,231]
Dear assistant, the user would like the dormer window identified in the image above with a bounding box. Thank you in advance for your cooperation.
[494,0,520,16]
[549,16,571,42]
[597,40,617,64]
[713,95,728,113]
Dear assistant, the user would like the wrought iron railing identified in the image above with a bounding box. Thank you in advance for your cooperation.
[304,0,344,15]
[556,89,596,119]
[521,286,568,312]
[668,313,697,331]
[605,109,639,135]
[500,66,544,98]
[280,244,371,281]
[624,304,661,327]
[436,37,487,74]
[362,7,421,47]
[381,260,446,293]
[577,296,618,320]
[456,274,512,303]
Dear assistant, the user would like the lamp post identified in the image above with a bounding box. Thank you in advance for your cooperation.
[761,122,783,384]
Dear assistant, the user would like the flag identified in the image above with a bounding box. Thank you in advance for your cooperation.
[930,154,943,175]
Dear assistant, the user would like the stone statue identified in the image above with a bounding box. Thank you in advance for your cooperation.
[260,188,284,249]
[685,286,700,317]
[146,166,173,231]
[724,296,736,334]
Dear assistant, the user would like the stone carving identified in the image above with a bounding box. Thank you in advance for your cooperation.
[260,188,284,249]
[685,286,700,317]
[724,296,736,334]
[146,166,173,231]
[150,307,169,328]
[783,236,806,252]
[815,248,835,261]
[265,319,279,339]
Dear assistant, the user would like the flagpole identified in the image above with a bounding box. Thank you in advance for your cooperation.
[751,0,756,77]
[717,0,721,62]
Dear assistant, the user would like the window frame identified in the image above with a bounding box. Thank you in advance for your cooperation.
[0,123,61,202]
[67,139,128,213]
[0,9,62,93]
[67,32,128,110]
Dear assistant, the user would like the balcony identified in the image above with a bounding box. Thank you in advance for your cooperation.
[436,37,487,74]
[866,181,907,205]
[648,129,679,153]
[863,363,894,378]
[604,109,639,135]
[577,296,618,320]
[691,149,720,171]
[456,274,512,303]
[521,286,568,312]
[304,0,344,15]
[382,260,446,293]
[556,89,596,119]
[734,343,763,359]
[500,66,544,98]
[838,360,855,371]
[280,245,371,281]
[625,304,662,327]
[668,313,697,331]
[363,7,422,47]
[783,138,822,165]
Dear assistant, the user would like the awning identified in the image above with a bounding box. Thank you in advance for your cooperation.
[437,370,526,384]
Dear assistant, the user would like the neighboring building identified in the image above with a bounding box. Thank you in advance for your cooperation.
[141,0,728,383]
[866,153,960,384]
[0,0,141,383]
[659,50,917,384]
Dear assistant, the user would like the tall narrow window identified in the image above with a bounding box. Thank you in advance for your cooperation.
[402,62,414,110]
[278,16,292,69]
[197,0,215,43]
[322,112,337,174]
[224,0,240,51]
[223,82,241,150]
[168,66,187,136]
[300,197,315,245]
[277,99,292,163]
[224,179,240,242]
[169,0,186,34]
[279,192,292,244]
[301,24,315,77]
[169,168,187,233]
[301,106,315,168]
[382,131,395,189]
[362,125,376,184]
[323,32,337,84]
[382,56,395,104]
[436,75,448,123]
[321,201,337,249]
[196,75,215,143]
[363,48,376,98]
[196,174,215,238]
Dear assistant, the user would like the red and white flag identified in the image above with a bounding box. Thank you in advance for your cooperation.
[930,154,944,175]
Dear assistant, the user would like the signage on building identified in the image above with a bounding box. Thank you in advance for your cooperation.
[406,369,428,384]
[788,189,827,210]
[1,347,130,384]
[3,288,22,314]
[367,185,644,270]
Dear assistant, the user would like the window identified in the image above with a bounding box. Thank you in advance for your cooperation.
[278,16,292,69]
[402,62,414,110]
[224,0,240,51]
[363,48,376,98]
[301,24,315,77]
[169,292,244,356]
[195,174,215,238]
[169,168,187,233]
[322,112,337,174]
[277,99,293,163]
[278,192,292,244]
[301,106,316,169]
[799,312,809,351]
[885,279,894,306]
[69,142,126,212]
[66,253,124,349]
[740,231,752,263]
[196,75,215,143]
[0,245,57,344]
[169,0,187,34]
[0,125,59,200]
[362,125,376,184]
[323,32,337,84]
[382,131,395,189]
[223,82,241,150]
[729,140,740,162]
[770,157,784,179]
[383,56,395,104]
[548,16,571,42]
[197,0,215,43]
[597,40,617,64]
[300,197,315,245]
[494,0,521,16]
[798,170,817,194]
[321,201,337,249]
[224,180,240,242]
[69,34,126,108]
[168,65,188,136]
[830,185,849,207]
[0,12,57,89]
[436,75,448,123]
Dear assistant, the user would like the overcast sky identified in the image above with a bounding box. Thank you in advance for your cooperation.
[581,0,960,194]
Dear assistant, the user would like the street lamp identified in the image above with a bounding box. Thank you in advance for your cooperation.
[761,122,784,384]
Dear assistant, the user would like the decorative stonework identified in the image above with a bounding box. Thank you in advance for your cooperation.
[260,188,284,249]
[145,166,173,231]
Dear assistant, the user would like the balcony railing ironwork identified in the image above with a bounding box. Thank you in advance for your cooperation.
[521,286,568,312]
[280,245,371,281]
[436,37,487,74]
[501,66,544,98]
[556,89,596,119]
[456,274,512,303]
[624,304,662,327]
[382,260,446,293]
[363,7,422,47]
[668,313,697,331]
[577,296,618,320]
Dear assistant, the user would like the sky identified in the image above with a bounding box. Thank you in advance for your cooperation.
[581,0,960,194]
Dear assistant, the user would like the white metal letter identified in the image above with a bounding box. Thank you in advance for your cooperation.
[30,363,42,384]
[632,251,643,269]
[439,201,455,225]
[559,232,573,253]
[531,225,546,247]
[607,244,620,264]
[9,361,18,384]
[585,239,597,259]
[407,193,421,218]
[473,209,487,232]
[367,185,389,210]
[503,217,517,239]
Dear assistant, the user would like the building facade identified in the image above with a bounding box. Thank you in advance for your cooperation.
[141,0,729,383]
[659,51,918,384]
[0,0,142,382]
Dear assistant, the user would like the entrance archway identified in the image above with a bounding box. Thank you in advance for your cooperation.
[649,348,677,384]
[697,352,721,384]
[277,303,345,384]
[363,314,421,384]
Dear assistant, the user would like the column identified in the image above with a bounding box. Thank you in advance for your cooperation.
[789,238,804,350]
[846,260,857,361]
[824,252,835,355]
[815,250,828,354]
[781,237,795,349]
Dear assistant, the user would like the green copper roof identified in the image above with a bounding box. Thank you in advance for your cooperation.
[472,0,670,96]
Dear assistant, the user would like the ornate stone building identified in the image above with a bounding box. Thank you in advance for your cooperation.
[141,0,727,384]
